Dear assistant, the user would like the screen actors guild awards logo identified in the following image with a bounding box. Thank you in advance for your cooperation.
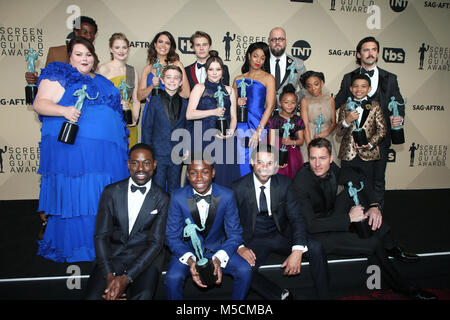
[0,146,7,173]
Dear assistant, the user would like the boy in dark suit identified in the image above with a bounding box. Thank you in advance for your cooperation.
[142,65,190,194]
[85,143,169,300]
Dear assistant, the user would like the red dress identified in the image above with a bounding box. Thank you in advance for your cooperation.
[268,114,305,179]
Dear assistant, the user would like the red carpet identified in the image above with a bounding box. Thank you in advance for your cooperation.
[338,288,450,300]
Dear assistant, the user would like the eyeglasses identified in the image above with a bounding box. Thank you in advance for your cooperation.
[269,37,286,42]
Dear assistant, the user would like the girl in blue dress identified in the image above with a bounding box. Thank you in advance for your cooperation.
[186,51,240,187]
[138,31,190,137]
[33,37,129,262]
[233,42,276,177]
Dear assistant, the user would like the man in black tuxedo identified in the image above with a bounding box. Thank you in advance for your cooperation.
[85,143,169,300]
[230,144,330,300]
[185,31,230,90]
[334,36,405,208]
[268,27,307,112]
[291,138,436,300]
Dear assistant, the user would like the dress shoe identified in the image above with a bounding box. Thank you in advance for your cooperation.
[281,289,294,300]
[386,246,420,263]
[406,287,437,300]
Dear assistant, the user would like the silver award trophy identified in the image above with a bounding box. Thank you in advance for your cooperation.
[237,77,252,123]
[388,96,405,144]
[345,98,368,146]
[279,118,294,167]
[183,218,217,287]
[214,85,229,136]
[25,48,39,104]
[348,181,373,239]
[118,78,134,124]
[58,85,99,144]
[151,58,163,96]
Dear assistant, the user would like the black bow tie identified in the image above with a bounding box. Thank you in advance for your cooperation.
[353,99,368,107]
[193,193,212,204]
[131,184,146,194]
[361,68,374,77]
[197,62,205,69]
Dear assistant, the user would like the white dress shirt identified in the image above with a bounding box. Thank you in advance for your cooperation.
[179,186,230,268]
[362,66,379,98]
[195,61,207,84]
[252,174,308,253]
[128,178,152,235]
[270,52,287,83]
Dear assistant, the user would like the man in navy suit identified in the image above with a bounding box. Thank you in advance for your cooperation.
[164,154,252,300]
[142,65,191,194]
[231,144,330,300]
[185,31,230,90]
[85,143,169,300]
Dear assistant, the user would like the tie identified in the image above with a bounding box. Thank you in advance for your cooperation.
[197,62,205,69]
[259,186,268,216]
[193,193,212,204]
[361,68,374,77]
[131,184,146,195]
[275,59,281,90]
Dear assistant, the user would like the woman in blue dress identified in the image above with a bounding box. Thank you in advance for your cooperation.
[186,51,240,187]
[33,37,129,262]
[233,42,276,176]
[138,31,190,137]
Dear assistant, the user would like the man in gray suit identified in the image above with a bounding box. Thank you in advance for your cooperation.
[268,27,306,112]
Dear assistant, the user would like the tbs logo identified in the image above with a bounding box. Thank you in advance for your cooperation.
[383,48,405,63]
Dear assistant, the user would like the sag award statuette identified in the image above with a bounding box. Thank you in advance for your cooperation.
[214,85,229,136]
[388,96,405,144]
[315,113,324,136]
[287,61,302,85]
[345,97,368,146]
[25,48,39,104]
[151,58,163,96]
[118,78,134,124]
[237,77,252,123]
[348,181,373,239]
[183,218,217,287]
[58,85,99,144]
[279,118,294,167]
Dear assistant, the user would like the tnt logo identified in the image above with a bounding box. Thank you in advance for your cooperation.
[383,48,405,63]
[178,37,194,54]
[390,0,408,12]
[291,40,312,61]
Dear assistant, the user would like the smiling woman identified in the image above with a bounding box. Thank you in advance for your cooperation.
[31,36,129,263]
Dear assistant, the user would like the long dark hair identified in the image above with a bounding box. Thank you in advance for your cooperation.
[241,41,270,74]
[67,36,99,72]
[147,31,179,65]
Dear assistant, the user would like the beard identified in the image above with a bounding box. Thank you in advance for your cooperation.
[270,46,285,57]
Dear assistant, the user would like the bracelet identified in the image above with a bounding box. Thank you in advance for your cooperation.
[257,124,264,129]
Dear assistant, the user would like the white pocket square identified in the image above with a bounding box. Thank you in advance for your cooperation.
[150,209,158,215]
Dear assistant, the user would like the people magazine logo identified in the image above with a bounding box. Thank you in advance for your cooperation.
[0,145,40,174]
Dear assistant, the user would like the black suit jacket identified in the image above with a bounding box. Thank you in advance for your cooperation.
[94,178,169,280]
[230,173,307,247]
[185,62,230,90]
[291,162,378,234]
[334,67,405,148]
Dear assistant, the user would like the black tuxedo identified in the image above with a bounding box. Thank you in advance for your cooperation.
[334,66,405,207]
[185,62,230,90]
[85,178,169,300]
[291,163,414,294]
[230,173,330,299]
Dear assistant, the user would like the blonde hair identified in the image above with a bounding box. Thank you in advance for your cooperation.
[108,33,130,60]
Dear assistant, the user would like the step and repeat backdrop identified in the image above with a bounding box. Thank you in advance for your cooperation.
[0,0,449,199]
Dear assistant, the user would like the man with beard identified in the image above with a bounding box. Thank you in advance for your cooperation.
[85,143,169,300]
[334,36,405,210]
[268,27,307,111]
[231,144,330,300]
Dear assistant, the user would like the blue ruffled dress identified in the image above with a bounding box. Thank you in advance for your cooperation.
[36,62,129,262]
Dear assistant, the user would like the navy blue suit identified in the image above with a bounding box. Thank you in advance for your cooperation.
[165,183,252,300]
[141,93,191,193]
